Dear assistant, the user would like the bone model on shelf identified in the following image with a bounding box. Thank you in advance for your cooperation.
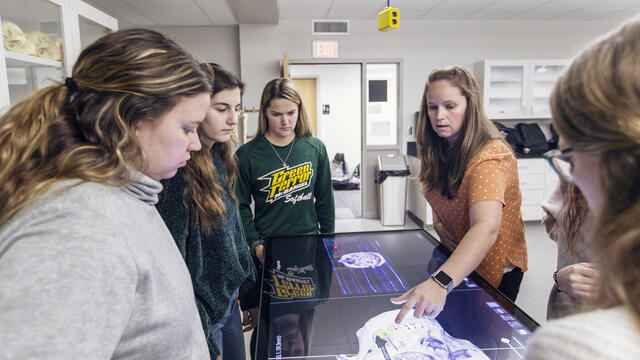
[26,31,58,59]
[2,21,61,60]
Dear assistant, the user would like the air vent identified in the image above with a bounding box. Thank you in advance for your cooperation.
[312,20,349,35]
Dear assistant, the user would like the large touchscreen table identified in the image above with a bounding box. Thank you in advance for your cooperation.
[254,230,538,360]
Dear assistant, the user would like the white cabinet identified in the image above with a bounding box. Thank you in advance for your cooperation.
[475,59,569,120]
[0,0,117,112]
[518,158,560,221]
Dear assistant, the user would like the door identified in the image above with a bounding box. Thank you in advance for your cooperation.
[290,64,362,218]
[292,78,317,135]
[363,62,401,219]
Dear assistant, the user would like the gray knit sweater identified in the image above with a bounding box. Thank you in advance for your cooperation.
[525,306,640,359]
[0,175,210,359]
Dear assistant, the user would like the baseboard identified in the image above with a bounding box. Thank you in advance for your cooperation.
[407,211,423,228]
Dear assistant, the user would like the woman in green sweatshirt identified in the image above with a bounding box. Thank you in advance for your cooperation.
[235,78,335,263]
[156,64,256,360]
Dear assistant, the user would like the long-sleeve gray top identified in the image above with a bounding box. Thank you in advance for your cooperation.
[0,175,210,359]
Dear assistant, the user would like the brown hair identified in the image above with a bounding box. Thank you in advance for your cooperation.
[255,78,312,138]
[560,183,589,256]
[416,66,507,199]
[181,63,245,233]
[0,28,210,228]
[550,16,640,322]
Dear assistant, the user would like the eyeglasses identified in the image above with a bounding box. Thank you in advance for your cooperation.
[543,147,574,183]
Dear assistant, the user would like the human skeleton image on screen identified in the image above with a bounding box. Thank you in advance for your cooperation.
[338,309,489,360]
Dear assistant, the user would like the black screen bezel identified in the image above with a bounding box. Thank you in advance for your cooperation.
[253,229,540,359]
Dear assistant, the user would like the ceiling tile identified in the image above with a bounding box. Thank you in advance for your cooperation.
[331,0,387,11]
[467,10,520,20]
[327,9,379,20]
[193,0,236,25]
[526,0,601,12]
[511,10,567,20]
[482,0,552,12]
[581,0,640,12]
[230,0,278,24]
[86,0,156,27]
[595,11,638,21]
[280,9,330,20]
[420,9,476,20]
[279,0,334,10]
[391,0,442,10]
[562,9,607,20]
[396,11,429,20]
[88,0,634,26]
[126,0,211,25]
[434,0,496,11]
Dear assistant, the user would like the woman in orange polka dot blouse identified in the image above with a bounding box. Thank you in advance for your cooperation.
[392,66,527,324]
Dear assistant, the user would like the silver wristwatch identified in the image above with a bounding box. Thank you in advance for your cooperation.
[430,270,454,293]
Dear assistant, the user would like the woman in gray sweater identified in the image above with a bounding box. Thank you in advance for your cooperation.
[0,29,212,359]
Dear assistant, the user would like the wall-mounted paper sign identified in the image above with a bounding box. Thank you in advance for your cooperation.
[313,40,338,58]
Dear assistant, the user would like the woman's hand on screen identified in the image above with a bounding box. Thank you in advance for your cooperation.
[390,278,447,324]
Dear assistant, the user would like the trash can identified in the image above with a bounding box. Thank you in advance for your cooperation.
[375,154,410,225]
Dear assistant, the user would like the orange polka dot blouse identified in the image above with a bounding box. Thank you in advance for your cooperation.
[425,140,528,287]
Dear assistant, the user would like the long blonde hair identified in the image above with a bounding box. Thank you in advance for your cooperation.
[416,66,506,199]
[550,16,640,322]
[255,78,313,138]
[0,28,210,228]
[180,63,245,233]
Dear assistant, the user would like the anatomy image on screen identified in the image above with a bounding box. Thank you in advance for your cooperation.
[324,237,409,296]
[338,309,489,360]
[339,252,386,268]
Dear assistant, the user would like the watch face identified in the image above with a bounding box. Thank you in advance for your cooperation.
[434,271,453,287]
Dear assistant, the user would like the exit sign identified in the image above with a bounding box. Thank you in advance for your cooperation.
[313,40,338,58]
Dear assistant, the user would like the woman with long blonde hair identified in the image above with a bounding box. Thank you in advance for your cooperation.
[235,78,334,263]
[0,29,212,358]
[393,66,527,324]
[156,63,256,360]
[526,16,640,359]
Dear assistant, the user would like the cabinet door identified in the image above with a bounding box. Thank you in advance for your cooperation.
[72,0,117,53]
[484,61,527,119]
[517,158,546,221]
[0,0,66,110]
[78,16,111,50]
[62,0,117,67]
[528,60,569,117]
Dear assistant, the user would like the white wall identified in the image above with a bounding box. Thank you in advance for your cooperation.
[289,64,361,176]
[272,19,620,148]
[154,19,622,149]
[255,19,619,216]
[238,24,281,138]
[152,25,241,77]
[142,19,622,216]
